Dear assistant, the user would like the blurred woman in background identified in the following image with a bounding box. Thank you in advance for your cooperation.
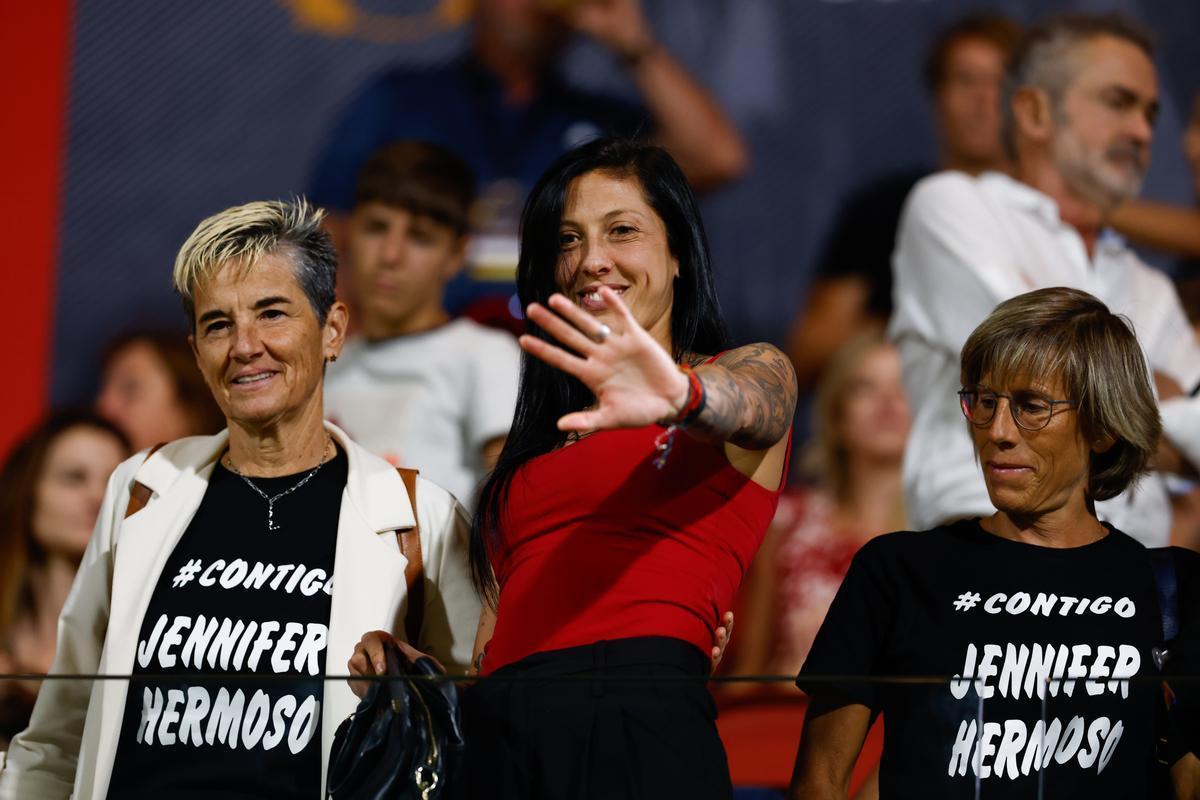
[96,330,223,450]
[0,409,129,746]
[730,331,909,680]
[713,333,905,798]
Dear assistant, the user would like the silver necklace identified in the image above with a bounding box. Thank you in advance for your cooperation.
[225,438,333,531]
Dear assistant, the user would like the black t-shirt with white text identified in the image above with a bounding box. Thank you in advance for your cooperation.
[797,519,1178,799]
[106,450,346,799]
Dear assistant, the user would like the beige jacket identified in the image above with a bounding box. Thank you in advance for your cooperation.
[0,422,480,799]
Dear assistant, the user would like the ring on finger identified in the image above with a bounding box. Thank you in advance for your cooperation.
[593,323,612,344]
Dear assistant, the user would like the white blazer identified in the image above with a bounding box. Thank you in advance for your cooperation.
[0,422,480,799]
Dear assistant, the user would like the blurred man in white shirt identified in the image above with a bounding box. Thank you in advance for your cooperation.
[891,13,1200,545]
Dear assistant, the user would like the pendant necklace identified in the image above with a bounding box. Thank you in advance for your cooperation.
[226,437,333,531]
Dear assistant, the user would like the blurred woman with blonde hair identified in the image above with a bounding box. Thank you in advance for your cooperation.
[730,329,909,680]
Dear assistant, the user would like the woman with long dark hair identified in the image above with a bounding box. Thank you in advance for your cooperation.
[0,409,129,747]
[353,138,796,797]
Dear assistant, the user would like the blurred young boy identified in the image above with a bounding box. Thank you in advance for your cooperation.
[324,141,520,507]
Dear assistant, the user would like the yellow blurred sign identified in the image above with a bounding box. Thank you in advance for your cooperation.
[279,0,472,42]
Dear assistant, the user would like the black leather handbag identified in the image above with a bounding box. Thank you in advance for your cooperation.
[326,468,466,800]
[326,639,465,800]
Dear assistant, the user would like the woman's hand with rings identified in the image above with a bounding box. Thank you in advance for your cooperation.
[520,285,690,432]
[347,630,443,699]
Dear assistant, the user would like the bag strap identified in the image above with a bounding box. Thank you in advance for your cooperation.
[1149,548,1182,773]
[1149,547,1179,678]
[1150,548,1180,645]
[396,468,424,648]
[124,442,167,519]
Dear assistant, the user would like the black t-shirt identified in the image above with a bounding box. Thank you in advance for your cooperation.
[107,450,347,799]
[815,169,926,318]
[797,519,1183,799]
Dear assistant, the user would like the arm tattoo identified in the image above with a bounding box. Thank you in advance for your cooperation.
[685,343,798,449]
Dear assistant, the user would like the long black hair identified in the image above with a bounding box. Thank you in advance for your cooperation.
[470,138,729,598]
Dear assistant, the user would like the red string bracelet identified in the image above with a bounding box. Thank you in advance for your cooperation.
[653,365,706,469]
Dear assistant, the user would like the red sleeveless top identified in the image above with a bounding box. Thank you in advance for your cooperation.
[482,424,785,674]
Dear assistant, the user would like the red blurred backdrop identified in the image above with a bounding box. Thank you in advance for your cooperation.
[1,0,72,459]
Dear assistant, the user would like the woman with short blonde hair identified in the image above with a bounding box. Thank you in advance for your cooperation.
[1,199,479,800]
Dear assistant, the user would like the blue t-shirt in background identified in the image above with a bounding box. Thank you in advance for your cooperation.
[308,54,647,314]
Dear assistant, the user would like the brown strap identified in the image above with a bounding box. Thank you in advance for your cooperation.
[396,468,424,647]
[124,442,167,519]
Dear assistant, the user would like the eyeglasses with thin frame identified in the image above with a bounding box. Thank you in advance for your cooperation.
[957,386,1074,432]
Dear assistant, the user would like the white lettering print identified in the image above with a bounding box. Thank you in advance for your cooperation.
[137,614,328,676]
[970,592,1135,620]
[945,585,1140,782]
[168,558,333,596]
[206,688,245,748]
[137,686,320,754]
[179,686,210,746]
[948,716,1124,778]
[137,615,168,669]
[950,643,1139,701]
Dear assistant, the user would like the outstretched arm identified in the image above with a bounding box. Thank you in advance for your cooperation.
[688,343,797,450]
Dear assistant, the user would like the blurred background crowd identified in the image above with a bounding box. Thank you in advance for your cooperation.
[4,0,1200,795]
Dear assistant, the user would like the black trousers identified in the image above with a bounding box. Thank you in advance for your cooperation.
[456,636,732,800]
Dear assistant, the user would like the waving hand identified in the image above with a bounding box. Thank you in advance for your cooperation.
[520,286,689,433]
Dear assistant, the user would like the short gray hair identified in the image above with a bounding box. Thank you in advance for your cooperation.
[173,198,337,326]
[1000,14,1154,159]
[960,287,1160,502]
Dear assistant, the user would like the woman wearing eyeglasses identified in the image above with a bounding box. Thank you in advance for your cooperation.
[789,287,1200,799]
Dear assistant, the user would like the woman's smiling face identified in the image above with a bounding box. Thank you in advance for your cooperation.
[555,170,679,351]
[189,253,344,431]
